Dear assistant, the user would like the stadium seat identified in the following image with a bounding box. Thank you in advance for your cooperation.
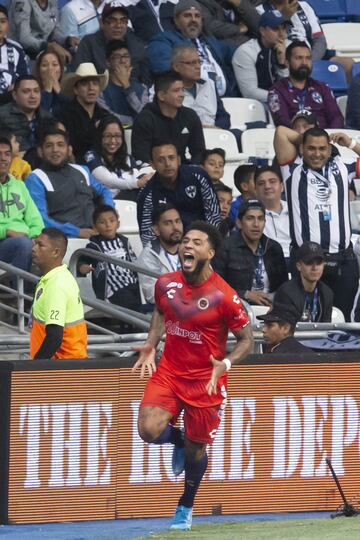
[222,164,240,194]
[241,128,275,161]
[251,305,270,322]
[346,0,360,16]
[311,60,347,95]
[350,200,360,233]
[115,199,142,256]
[336,95,348,118]
[322,23,360,57]
[63,238,88,266]
[221,97,267,127]
[326,128,360,158]
[307,0,346,20]
[124,128,132,154]
[331,307,346,323]
[203,128,246,163]
[351,61,360,79]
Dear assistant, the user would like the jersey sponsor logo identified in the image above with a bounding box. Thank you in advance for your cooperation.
[185,185,197,199]
[198,297,209,310]
[233,294,241,305]
[311,91,323,104]
[166,281,183,289]
[268,92,280,113]
[165,320,202,343]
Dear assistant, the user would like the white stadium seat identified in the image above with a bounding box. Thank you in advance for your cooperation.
[222,164,240,194]
[115,199,142,256]
[241,128,275,161]
[331,307,345,323]
[203,128,246,163]
[222,97,267,127]
[322,23,360,57]
[336,95,348,118]
[124,128,132,153]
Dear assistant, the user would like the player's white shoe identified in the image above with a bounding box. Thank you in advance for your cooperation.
[170,504,193,530]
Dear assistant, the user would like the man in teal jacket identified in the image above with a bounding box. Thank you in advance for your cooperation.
[0,136,44,271]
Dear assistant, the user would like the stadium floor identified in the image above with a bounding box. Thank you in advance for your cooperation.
[0,511,333,540]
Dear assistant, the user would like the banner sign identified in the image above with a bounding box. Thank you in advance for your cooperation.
[3,357,360,523]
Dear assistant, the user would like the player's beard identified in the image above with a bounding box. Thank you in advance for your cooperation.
[181,258,207,283]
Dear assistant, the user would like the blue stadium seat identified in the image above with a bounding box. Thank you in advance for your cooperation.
[352,62,360,79]
[312,60,348,95]
[346,0,360,16]
[307,0,346,20]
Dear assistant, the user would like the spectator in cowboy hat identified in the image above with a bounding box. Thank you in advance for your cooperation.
[55,62,109,161]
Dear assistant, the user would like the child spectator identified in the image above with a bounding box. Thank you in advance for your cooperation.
[214,182,234,237]
[0,130,31,180]
[78,205,141,310]
[201,148,225,184]
[33,49,69,113]
[230,163,257,221]
[84,115,152,202]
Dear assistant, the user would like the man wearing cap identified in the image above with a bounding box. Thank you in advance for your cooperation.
[274,241,333,322]
[232,10,288,103]
[268,40,344,129]
[213,198,288,306]
[147,0,237,97]
[55,62,109,161]
[74,1,151,86]
[258,302,310,353]
[274,126,360,321]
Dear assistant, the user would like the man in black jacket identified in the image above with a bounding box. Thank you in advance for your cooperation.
[274,241,333,322]
[213,198,288,305]
[258,302,310,354]
[131,70,205,164]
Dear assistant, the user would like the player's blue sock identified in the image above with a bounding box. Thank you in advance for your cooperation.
[151,424,184,446]
[178,452,208,508]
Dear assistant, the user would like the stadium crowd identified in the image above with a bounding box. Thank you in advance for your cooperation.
[0,0,360,323]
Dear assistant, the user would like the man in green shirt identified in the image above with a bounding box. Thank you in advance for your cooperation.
[0,135,44,271]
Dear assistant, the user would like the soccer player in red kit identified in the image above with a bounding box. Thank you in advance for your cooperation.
[132,221,253,530]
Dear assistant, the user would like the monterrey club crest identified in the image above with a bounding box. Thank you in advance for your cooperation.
[185,185,197,198]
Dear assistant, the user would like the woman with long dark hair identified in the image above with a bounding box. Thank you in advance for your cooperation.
[84,115,152,200]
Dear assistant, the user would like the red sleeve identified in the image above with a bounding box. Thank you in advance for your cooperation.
[221,289,249,332]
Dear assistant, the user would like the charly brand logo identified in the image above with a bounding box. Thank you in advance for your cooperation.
[19,402,112,488]
[128,395,360,483]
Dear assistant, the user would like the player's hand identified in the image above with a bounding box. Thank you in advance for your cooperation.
[245,290,273,307]
[329,132,352,148]
[206,354,227,396]
[131,343,157,378]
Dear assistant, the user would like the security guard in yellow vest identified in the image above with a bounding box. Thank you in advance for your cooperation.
[30,227,87,359]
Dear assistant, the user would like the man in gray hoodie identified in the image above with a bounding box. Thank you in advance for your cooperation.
[137,203,183,304]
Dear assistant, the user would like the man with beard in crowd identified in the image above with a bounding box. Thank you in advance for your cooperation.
[268,41,343,129]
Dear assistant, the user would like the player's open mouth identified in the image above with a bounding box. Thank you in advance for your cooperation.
[182,252,195,269]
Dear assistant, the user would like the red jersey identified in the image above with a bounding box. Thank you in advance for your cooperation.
[155,270,249,380]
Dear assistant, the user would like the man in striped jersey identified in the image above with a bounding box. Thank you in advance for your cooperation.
[274,126,360,321]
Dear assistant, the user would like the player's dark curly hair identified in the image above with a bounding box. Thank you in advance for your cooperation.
[185,221,222,253]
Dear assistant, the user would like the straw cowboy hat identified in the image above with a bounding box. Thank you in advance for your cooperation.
[61,63,109,97]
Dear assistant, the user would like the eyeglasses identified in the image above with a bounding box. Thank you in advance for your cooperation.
[102,134,122,141]
[179,60,201,66]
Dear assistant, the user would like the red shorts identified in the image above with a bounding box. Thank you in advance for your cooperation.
[140,369,227,444]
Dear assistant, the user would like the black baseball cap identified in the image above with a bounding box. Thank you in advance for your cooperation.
[237,198,265,219]
[257,303,301,326]
[296,241,325,263]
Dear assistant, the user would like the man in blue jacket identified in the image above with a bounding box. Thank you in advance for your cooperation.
[26,128,114,238]
[147,0,237,96]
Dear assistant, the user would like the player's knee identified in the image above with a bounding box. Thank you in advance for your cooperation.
[138,420,158,443]
[185,441,207,463]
